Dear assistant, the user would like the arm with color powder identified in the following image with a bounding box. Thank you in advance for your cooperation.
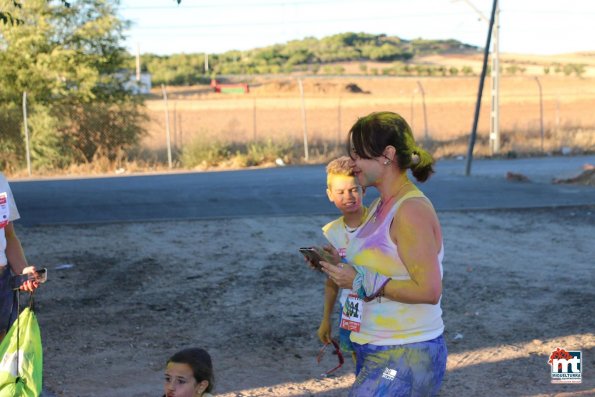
[382,198,442,304]
[317,277,339,344]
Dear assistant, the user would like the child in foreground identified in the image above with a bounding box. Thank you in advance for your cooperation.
[163,347,215,397]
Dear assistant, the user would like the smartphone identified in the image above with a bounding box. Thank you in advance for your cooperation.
[299,247,324,270]
[35,268,48,283]
[10,268,48,290]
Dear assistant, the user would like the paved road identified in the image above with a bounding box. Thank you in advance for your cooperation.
[9,155,595,226]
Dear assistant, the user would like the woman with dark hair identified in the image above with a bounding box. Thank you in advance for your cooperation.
[321,111,447,396]
[163,348,214,397]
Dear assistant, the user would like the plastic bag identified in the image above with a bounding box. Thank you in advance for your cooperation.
[0,307,43,397]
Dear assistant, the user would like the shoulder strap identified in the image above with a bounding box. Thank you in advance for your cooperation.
[386,190,426,218]
[394,190,426,208]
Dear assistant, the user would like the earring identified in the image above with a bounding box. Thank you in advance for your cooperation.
[384,159,391,165]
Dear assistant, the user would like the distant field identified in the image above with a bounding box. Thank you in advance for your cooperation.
[142,53,595,159]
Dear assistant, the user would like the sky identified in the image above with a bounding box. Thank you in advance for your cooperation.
[117,0,595,56]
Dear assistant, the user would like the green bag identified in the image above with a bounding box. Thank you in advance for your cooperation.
[0,307,43,397]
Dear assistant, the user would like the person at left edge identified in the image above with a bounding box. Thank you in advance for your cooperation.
[0,172,40,343]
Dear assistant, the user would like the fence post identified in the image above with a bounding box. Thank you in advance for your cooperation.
[555,98,560,132]
[178,111,184,148]
[410,89,415,132]
[173,100,178,150]
[416,80,429,140]
[534,76,544,153]
[253,97,257,141]
[22,92,32,177]
[337,96,342,146]
[298,78,309,161]
[161,84,173,169]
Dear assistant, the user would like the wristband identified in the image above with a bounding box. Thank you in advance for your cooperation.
[362,278,391,302]
[352,265,391,302]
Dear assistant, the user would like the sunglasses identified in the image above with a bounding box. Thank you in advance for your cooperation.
[316,339,344,377]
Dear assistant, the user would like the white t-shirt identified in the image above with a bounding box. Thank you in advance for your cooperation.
[0,172,20,266]
[322,217,353,305]
[321,207,370,306]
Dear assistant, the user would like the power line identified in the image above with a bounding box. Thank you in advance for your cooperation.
[127,12,468,30]
[119,0,402,10]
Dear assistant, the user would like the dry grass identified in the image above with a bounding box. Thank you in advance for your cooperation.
[6,54,595,178]
[141,73,595,166]
[428,124,595,159]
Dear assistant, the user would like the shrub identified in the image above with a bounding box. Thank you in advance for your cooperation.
[180,138,295,169]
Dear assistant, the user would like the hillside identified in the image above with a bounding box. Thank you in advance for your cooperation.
[134,33,594,86]
[414,51,595,77]
[134,32,482,85]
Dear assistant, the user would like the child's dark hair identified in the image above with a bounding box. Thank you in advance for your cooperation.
[167,348,214,393]
[347,111,435,182]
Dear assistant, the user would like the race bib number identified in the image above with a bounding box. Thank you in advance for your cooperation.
[0,192,9,229]
[340,292,363,332]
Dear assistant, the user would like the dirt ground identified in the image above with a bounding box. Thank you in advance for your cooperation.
[14,204,595,396]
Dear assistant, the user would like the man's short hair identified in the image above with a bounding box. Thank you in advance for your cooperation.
[326,156,354,187]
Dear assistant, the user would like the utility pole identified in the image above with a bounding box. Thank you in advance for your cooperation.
[465,0,498,176]
[456,0,500,154]
[490,5,500,154]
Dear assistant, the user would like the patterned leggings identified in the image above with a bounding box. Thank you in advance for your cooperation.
[349,335,447,397]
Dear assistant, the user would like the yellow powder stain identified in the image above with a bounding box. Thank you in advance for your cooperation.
[374,314,401,329]
[353,249,395,275]
[327,174,359,187]
[388,330,424,340]
[405,349,423,365]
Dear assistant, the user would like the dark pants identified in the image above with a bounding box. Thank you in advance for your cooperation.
[0,266,18,340]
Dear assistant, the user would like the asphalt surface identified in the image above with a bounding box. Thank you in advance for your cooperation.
[9,155,595,227]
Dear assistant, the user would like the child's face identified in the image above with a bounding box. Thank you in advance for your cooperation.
[164,362,206,397]
[327,175,363,215]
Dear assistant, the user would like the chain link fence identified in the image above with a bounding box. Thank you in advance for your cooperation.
[3,75,594,175]
[143,75,595,162]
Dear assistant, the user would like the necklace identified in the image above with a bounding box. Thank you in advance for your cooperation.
[372,180,412,223]
[343,207,368,233]
[344,224,358,233]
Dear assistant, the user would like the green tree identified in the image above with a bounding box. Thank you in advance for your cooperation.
[133,32,474,82]
[0,0,145,171]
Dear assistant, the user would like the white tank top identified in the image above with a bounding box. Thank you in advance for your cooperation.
[346,190,444,346]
